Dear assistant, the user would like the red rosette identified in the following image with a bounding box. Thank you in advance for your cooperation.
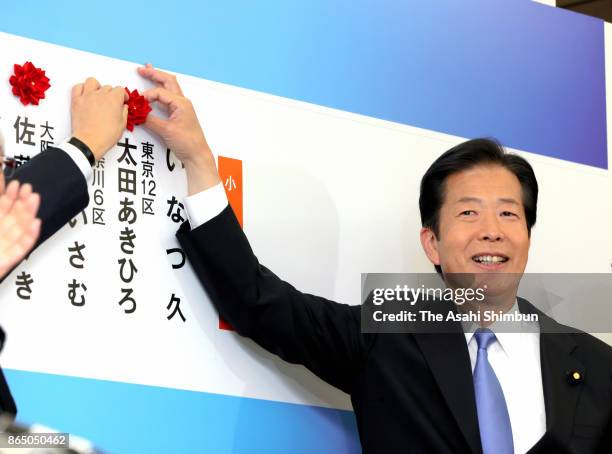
[125,87,152,132]
[9,61,51,106]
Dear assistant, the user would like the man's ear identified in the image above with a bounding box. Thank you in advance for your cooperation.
[420,227,441,266]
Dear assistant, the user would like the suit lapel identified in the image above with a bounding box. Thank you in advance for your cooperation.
[412,298,585,454]
[518,299,585,446]
[539,330,584,443]
[414,328,482,454]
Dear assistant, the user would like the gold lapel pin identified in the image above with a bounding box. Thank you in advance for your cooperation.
[567,370,583,385]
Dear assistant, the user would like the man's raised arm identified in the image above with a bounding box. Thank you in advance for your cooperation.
[139,64,375,392]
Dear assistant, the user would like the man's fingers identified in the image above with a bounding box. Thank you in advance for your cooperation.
[0,194,14,219]
[5,218,41,254]
[0,194,12,219]
[0,208,26,250]
[18,218,41,251]
[1,178,18,197]
[142,87,182,112]
[7,218,41,266]
[109,86,129,106]
[0,216,40,274]
[101,85,112,92]
[0,197,41,278]
[5,180,19,198]
[143,114,170,137]
[0,197,39,255]
[17,184,39,216]
[0,181,19,216]
[83,77,101,93]
[115,85,129,102]
[29,218,41,238]
[0,185,19,227]
[10,197,31,226]
[138,65,184,96]
[138,65,178,88]
[18,182,32,199]
[22,192,40,217]
[71,83,84,98]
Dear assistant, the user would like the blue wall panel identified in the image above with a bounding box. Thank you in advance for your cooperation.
[5,369,359,454]
[1,0,607,168]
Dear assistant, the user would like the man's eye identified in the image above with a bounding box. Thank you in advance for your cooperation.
[501,211,517,217]
[460,210,476,216]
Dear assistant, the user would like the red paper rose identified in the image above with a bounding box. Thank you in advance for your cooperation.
[9,61,51,106]
[125,87,152,132]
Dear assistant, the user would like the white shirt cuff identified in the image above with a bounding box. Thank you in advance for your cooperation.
[183,182,229,230]
[58,139,93,181]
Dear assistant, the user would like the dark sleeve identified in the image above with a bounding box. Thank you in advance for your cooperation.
[1,146,89,282]
[176,206,375,393]
[0,147,90,415]
[0,327,16,415]
[7,146,90,247]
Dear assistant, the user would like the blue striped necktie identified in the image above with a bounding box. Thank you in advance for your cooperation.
[473,328,514,454]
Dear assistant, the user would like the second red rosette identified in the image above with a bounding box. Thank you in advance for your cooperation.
[125,87,152,131]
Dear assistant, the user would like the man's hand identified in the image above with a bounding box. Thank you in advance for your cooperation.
[138,64,221,195]
[0,181,41,279]
[71,77,128,160]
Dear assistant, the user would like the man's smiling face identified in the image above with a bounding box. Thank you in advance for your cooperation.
[421,164,530,276]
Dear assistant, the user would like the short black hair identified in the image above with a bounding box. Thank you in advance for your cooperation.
[419,138,538,274]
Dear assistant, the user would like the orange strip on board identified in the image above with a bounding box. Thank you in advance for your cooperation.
[217,156,243,330]
[218,156,243,228]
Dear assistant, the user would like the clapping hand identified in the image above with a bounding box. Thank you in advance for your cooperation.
[0,181,41,279]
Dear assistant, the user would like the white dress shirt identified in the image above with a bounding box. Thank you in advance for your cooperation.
[57,139,94,181]
[182,182,229,229]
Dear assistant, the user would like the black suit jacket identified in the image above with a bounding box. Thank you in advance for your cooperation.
[176,205,612,454]
[0,147,89,415]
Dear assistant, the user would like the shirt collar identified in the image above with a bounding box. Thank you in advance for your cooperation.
[463,300,539,358]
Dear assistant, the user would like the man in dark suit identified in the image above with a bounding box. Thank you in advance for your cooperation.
[0,77,128,415]
[137,64,612,453]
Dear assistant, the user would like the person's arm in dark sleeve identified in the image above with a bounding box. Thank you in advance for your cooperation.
[6,143,90,248]
[0,142,91,285]
[177,185,375,393]
[138,64,375,392]
[0,79,128,417]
